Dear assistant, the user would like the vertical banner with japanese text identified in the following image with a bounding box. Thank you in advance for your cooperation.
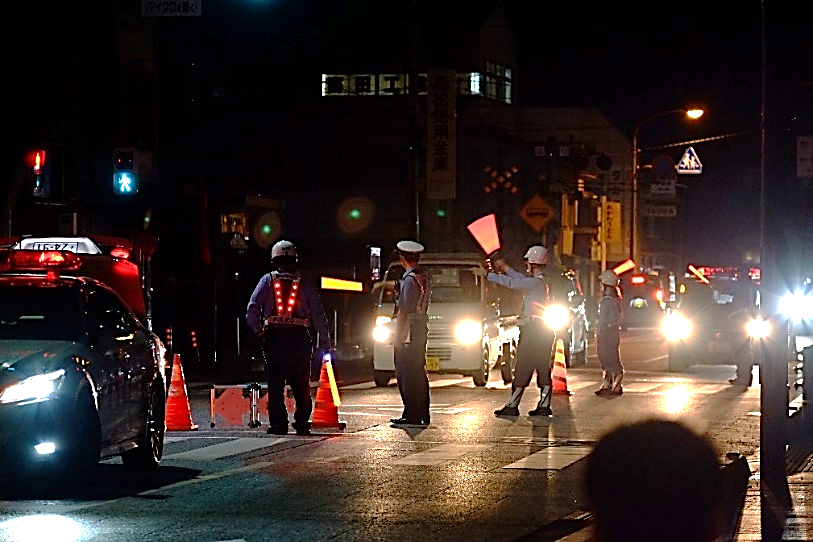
[426,70,457,200]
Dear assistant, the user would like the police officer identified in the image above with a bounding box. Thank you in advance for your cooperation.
[474,245,556,417]
[246,240,330,435]
[595,269,624,395]
[390,240,432,426]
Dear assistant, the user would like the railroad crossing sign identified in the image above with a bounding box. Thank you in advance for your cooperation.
[519,194,555,233]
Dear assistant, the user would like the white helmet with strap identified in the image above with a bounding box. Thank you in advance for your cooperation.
[271,239,298,262]
[524,245,551,265]
[599,269,619,286]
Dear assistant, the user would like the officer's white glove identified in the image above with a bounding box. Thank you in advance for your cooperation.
[471,266,487,278]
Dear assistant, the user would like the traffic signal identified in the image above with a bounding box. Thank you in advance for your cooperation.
[27,148,50,198]
[113,148,138,195]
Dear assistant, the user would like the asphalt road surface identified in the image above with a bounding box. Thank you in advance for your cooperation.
[0,328,795,542]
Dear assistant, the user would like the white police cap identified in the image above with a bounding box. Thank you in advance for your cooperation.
[396,240,425,254]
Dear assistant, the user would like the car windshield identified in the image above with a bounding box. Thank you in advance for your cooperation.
[0,285,82,341]
[380,264,481,304]
[679,279,758,312]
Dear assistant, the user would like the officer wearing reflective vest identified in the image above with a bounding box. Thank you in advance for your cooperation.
[595,269,624,395]
[473,245,556,417]
[246,240,330,436]
[389,240,432,426]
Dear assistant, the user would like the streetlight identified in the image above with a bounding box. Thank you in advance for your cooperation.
[630,108,704,265]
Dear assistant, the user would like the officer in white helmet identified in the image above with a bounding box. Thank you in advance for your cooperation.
[389,239,432,426]
[595,269,624,395]
[473,244,556,417]
[246,239,330,435]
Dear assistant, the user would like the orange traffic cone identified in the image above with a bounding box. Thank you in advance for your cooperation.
[551,339,572,396]
[284,384,295,414]
[166,354,199,430]
[311,355,346,430]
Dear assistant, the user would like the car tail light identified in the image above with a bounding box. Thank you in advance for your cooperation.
[631,275,646,285]
[110,246,131,259]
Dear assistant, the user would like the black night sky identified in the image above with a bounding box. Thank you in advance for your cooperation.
[4,1,811,267]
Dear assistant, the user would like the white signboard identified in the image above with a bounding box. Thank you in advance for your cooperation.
[141,1,202,17]
[677,147,703,175]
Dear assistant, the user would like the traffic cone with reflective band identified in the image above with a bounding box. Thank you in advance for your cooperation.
[551,339,572,395]
[166,354,199,430]
[311,353,346,429]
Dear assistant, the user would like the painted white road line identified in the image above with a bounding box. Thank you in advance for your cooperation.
[621,382,662,393]
[429,378,470,387]
[503,445,592,470]
[393,443,490,466]
[163,438,288,461]
[556,527,593,541]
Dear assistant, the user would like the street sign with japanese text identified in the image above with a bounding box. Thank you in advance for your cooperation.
[519,194,555,233]
[141,1,201,16]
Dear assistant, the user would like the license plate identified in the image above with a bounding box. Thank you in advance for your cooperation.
[425,357,440,371]
[708,341,731,353]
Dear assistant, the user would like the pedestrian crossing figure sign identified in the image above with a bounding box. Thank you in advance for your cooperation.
[677,146,703,175]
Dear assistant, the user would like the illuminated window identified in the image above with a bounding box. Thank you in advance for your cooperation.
[322,74,348,96]
[483,61,513,104]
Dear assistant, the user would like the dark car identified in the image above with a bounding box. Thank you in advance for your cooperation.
[0,248,167,481]
[662,271,759,372]
[547,267,590,367]
[619,272,667,329]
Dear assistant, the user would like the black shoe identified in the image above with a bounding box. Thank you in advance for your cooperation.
[528,406,553,417]
[595,388,615,397]
[390,417,409,424]
[594,387,609,396]
[267,426,288,435]
[729,378,751,386]
[292,423,312,436]
[494,406,520,417]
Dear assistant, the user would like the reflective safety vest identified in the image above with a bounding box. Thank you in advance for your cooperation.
[263,272,311,328]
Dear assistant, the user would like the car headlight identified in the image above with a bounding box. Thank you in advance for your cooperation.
[661,313,691,341]
[373,316,392,343]
[543,304,570,331]
[0,369,66,404]
[779,291,813,321]
[454,320,482,344]
[747,317,770,339]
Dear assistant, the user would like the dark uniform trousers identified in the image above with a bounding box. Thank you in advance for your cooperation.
[597,327,623,375]
[394,316,430,423]
[261,327,313,432]
[513,319,556,391]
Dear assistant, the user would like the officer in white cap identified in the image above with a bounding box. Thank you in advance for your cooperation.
[473,244,556,417]
[595,269,624,395]
[390,239,432,426]
[246,239,331,435]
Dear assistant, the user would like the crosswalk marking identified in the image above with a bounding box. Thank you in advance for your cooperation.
[620,382,662,392]
[393,444,490,466]
[163,438,287,461]
[503,445,592,470]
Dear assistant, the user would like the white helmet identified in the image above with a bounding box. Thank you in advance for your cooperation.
[271,239,298,261]
[599,269,619,286]
[524,245,551,265]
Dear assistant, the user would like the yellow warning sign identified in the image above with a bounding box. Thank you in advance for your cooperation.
[519,194,555,233]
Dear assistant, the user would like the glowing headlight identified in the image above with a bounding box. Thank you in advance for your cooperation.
[375,316,392,326]
[373,324,391,343]
[455,320,482,344]
[747,317,770,339]
[0,369,65,404]
[661,313,691,341]
[779,291,813,321]
[543,305,570,331]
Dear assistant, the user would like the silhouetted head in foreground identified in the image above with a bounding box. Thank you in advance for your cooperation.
[585,419,724,542]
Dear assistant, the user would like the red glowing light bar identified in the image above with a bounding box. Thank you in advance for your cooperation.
[466,214,501,256]
[3,250,82,272]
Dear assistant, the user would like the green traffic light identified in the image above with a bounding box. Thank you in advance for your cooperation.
[436,209,447,218]
[349,208,361,220]
[261,224,273,236]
